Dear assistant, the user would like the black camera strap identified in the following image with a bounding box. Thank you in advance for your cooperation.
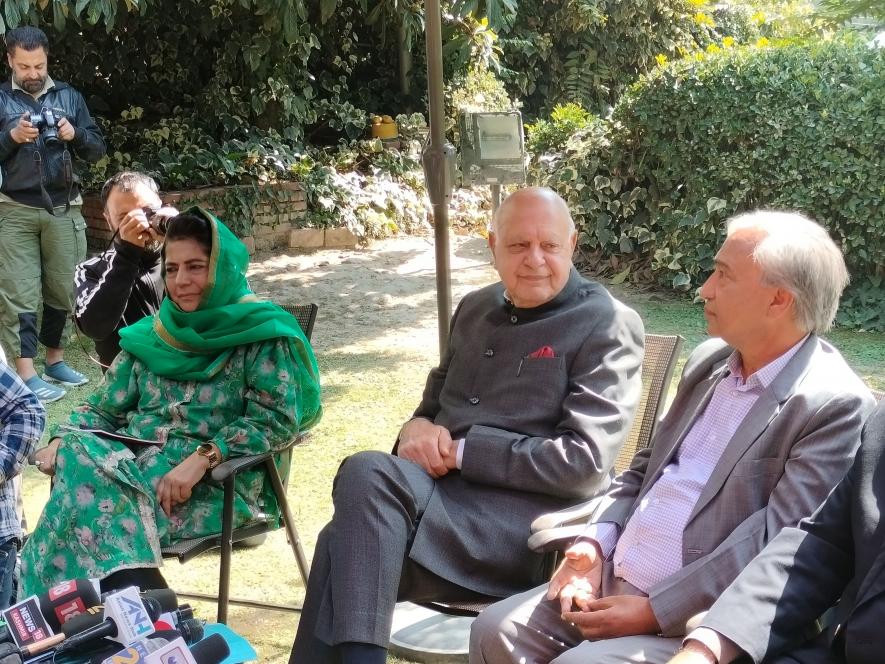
[31,142,73,216]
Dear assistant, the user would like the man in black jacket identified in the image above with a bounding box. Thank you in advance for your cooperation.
[74,171,176,370]
[0,26,105,402]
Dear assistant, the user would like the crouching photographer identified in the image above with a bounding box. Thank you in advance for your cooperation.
[0,26,105,403]
[75,172,178,371]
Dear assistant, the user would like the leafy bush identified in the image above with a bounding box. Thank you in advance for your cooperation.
[82,117,304,191]
[533,34,885,330]
[526,103,597,155]
[289,140,429,238]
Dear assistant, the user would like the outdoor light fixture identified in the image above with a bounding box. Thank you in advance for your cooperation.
[459,111,527,186]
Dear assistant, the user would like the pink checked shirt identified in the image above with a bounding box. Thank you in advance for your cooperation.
[585,339,806,593]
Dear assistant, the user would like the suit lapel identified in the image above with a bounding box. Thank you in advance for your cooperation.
[687,336,818,523]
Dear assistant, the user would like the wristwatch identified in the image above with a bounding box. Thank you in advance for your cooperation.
[196,443,221,469]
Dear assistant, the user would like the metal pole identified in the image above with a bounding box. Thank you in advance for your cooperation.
[490,183,502,215]
[422,0,455,360]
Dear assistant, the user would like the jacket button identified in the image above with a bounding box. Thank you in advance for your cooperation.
[484,348,494,357]
[510,315,518,324]
[469,397,480,405]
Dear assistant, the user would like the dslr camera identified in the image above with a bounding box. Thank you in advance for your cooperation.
[141,206,174,235]
[29,107,62,148]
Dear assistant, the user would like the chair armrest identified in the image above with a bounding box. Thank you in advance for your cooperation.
[527,524,587,553]
[210,452,271,481]
[530,495,603,533]
[209,433,307,482]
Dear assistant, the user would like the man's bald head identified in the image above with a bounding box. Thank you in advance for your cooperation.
[490,187,576,236]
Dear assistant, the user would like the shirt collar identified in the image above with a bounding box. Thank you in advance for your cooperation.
[11,75,55,99]
[726,335,810,389]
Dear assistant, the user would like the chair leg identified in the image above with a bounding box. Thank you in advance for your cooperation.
[264,458,311,586]
[218,476,235,624]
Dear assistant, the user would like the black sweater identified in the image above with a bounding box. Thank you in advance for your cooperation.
[74,240,164,370]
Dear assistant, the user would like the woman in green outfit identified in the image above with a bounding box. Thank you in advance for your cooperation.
[22,208,322,595]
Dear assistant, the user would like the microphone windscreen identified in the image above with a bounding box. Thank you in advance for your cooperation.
[142,589,177,613]
[177,619,204,645]
[37,579,101,632]
[189,634,230,664]
[141,596,163,622]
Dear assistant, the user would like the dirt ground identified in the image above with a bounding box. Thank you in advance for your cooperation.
[246,232,497,353]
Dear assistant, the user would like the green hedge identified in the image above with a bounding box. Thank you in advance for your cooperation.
[532,34,884,330]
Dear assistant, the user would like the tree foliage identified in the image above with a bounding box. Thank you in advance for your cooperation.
[531,34,885,330]
[495,0,717,117]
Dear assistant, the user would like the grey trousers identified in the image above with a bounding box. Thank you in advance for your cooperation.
[289,451,488,664]
[470,566,682,664]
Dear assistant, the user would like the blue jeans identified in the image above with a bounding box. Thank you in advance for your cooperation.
[0,539,18,610]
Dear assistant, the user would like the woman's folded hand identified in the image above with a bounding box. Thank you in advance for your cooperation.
[33,438,61,477]
[157,453,211,516]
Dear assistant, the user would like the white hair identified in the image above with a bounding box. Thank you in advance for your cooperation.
[490,187,576,234]
[727,210,849,334]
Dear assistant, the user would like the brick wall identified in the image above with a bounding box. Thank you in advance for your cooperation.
[82,182,307,253]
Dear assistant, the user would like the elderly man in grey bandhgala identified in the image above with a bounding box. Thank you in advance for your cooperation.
[289,187,646,664]
[470,210,875,664]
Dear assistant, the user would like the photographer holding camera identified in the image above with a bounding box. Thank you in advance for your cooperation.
[0,26,105,402]
[74,172,177,370]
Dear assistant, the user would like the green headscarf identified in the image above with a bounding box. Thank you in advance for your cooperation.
[119,208,321,426]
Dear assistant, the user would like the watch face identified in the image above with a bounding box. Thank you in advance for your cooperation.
[198,444,217,465]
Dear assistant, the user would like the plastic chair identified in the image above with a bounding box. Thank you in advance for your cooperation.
[389,333,685,662]
[162,303,318,624]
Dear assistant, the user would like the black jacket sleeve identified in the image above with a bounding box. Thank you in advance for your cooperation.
[74,242,145,341]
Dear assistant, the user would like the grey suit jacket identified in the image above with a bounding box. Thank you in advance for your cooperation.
[702,401,885,664]
[587,335,875,635]
[406,269,645,597]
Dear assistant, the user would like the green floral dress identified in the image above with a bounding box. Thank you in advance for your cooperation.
[21,337,311,595]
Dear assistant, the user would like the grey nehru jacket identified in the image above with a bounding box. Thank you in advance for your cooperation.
[406,267,645,596]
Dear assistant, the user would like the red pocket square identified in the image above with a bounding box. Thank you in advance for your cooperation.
[528,345,556,359]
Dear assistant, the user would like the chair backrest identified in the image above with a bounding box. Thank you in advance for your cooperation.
[613,333,684,473]
[280,303,319,341]
[275,303,319,488]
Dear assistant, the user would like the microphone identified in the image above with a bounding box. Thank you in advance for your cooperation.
[97,635,174,664]
[166,619,204,645]
[36,579,101,632]
[66,588,178,635]
[173,604,195,625]
[56,588,161,654]
[89,628,199,664]
[189,634,231,664]
[99,588,178,614]
[143,634,230,664]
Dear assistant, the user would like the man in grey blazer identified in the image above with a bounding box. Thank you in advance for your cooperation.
[289,187,646,664]
[470,210,875,663]
[669,399,885,664]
